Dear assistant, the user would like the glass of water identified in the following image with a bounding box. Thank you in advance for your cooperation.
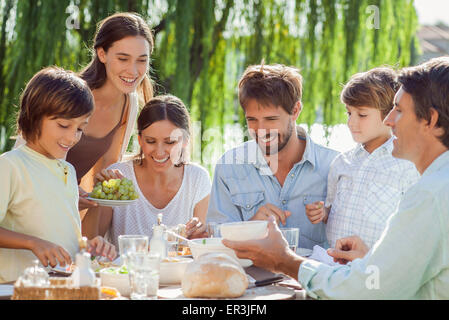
[127,252,160,300]
[280,228,300,252]
[164,224,186,256]
[206,222,221,238]
[118,235,149,266]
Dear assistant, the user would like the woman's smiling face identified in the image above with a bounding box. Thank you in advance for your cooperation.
[97,35,150,94]
[138,120,187,171]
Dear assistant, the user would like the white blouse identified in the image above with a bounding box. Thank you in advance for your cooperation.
[106,160,211,248]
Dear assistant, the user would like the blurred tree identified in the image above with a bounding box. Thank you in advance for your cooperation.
[0,0,419,169]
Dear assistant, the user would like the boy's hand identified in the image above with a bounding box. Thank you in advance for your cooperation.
[305,201,326,224]
[87,236,117,261]
[29,238,72,268]
[78,186,98,210]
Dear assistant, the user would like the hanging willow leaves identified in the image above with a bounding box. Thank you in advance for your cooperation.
[0,0,420,163]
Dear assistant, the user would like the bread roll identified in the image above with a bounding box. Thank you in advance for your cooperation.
[181,252,249,298]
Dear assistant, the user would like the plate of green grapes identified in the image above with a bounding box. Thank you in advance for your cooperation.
[87,178,139,207]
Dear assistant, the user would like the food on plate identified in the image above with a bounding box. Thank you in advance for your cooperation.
[90,258,119,273]
[179,245,191,256]
[181,252,248,298]
[100,265,128,275]
[89,178,139,201]
[100,286,121,299]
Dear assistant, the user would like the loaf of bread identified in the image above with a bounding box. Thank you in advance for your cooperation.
[181,252,249,298]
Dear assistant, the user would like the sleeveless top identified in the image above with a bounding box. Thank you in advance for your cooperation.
[66,94,128,183]
[105,160,212,248]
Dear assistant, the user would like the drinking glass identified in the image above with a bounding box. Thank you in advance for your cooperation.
[21,260,50,287]
[206,222,221,238]
[127,252,160,300]
[164,225,184,257]
[280,228,300,252]
[118,235,149,266]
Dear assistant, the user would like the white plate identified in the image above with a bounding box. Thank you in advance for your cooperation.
[157,285,295,300]
[87,197,138,207]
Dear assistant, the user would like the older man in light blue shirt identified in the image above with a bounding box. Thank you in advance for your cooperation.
[207,64,338,249]
[223,57,449,299]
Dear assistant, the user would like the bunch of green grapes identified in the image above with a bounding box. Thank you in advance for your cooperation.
[90,178,139,201]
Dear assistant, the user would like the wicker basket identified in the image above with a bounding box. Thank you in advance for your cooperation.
[12,277,100,300]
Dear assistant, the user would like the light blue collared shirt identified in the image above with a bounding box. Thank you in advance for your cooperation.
[207,126,339,249]
[298,150,449,299]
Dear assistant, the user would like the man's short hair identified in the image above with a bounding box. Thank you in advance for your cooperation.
[341,67,399,119]
[17,66,94,143]
[398,56,449,148]
[238,63,302,114]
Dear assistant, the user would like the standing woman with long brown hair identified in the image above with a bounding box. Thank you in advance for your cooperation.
[15,12,154,213]
[65,12,154,213]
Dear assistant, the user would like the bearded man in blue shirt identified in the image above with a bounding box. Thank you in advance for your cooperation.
[223,57,449,299]
[206,63,338,249]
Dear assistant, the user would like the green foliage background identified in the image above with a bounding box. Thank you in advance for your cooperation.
[0,0,419,169]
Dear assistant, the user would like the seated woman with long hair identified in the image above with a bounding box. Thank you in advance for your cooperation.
[82,95,211,247]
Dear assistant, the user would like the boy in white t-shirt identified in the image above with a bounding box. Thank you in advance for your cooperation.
[0,67,116,282]
[305,67,420,249]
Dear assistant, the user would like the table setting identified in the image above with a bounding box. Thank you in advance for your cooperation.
[0,220,313,300]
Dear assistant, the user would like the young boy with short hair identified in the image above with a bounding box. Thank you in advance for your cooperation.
[305,67,420,249]
[0,67,116,283]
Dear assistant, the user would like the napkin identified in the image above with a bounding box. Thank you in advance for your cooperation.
[308,245,339,266]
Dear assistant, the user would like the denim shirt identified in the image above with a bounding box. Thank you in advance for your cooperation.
[207,126,339,249]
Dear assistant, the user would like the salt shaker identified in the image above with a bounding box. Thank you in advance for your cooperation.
[71,237,96,287]
[149,214,167,260]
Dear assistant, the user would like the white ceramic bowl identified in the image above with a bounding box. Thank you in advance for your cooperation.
[188,238,252,267]
[99,268,130,297]
[159,257,193,285]
[220,221,268,241]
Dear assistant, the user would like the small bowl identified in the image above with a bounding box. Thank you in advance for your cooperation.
[160,257,193,285]
[188,238,252,267]
[220,221,268,241]
[99,268,130,297]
